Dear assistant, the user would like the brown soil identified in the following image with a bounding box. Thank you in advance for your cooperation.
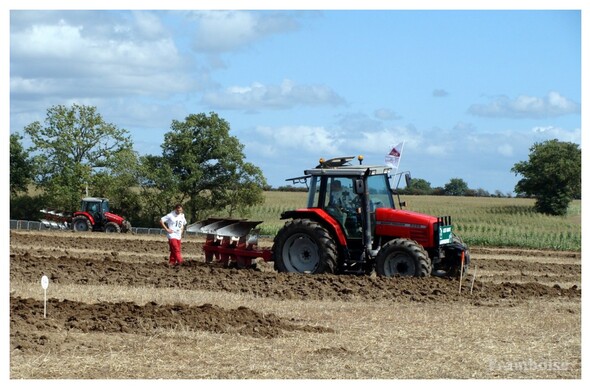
[9,230,581,378]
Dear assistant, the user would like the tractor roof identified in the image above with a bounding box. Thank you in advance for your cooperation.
[286,156,391,183]
[308,155,391,176]
[82,197,108,202]
[305,165,391,177]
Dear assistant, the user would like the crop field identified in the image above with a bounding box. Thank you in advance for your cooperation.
[9,193,582,380]
[240,193,581,251]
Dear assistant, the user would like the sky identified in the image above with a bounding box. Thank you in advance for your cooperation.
[5,3,584,196]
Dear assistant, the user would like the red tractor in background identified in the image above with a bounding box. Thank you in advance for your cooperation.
[188,155,470,278]
[40,197,132,233]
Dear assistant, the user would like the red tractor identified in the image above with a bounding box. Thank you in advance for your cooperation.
[40,197,131,233]
[71,197,131,233]
[189,156,470,277]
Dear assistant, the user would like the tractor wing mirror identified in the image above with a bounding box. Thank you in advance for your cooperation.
[405,173,412,188]
[354,179,365,195]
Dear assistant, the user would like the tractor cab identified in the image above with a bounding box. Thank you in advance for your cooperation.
[305,158,394,239]
[81,197,109,222]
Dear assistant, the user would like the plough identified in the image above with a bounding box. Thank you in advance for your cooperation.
[39,209,71,230]
[186,218,272,268]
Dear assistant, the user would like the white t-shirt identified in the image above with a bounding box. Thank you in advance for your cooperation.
[161,211,186,240]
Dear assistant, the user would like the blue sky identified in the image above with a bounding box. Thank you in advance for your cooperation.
[6,4,584,195]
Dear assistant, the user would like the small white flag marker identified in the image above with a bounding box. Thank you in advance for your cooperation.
[41,275,49,318]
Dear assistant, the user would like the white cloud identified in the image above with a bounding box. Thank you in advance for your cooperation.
[357,128,415,152]
[11,20,85,57]
[253,125,343,157]
[242,115,581,193]
[497,144,513,157]
[132,11,167,40]
[532,125,581,144]
[468,91,580,119]
[189,11,300,53]
[202,79,345,110]
[10,13,195,102]
[374,108,401,120]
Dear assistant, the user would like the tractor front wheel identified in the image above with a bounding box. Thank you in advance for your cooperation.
[104,222,121,233]
[272,219,337,274]
[375,238,431,277]
[442,234,471,278]
[121,220,132,233]
[72,216,92,232]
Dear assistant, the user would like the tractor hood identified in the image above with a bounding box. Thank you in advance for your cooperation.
[374,208,438,248]
[105,212,125,223]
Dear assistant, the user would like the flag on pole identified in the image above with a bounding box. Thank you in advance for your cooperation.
[385,142,404,170]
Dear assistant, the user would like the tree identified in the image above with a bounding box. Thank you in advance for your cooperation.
[91,148,142,223]
[405,178,432,195]
[511,139,581,216]
[138,154,180,226]
[24,104,134,210]
[474,188,491,197]
[142,112,267,222]
[444,178,469,196]
[10,132,34,196]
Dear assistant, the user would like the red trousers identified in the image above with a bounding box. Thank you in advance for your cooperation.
[168,238,183,265]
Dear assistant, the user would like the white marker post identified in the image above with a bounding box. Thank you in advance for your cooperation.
[470,265,478,295]
[41,275,49,318]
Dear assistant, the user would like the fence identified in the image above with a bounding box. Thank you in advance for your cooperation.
[9,219,200,236]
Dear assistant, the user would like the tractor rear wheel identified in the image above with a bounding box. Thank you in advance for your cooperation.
[104,222,121,233]
[72,216,92,232]
[272,219,337,274]
[375,238,431,277]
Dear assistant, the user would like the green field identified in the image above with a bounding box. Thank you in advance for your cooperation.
[239,192,581,251]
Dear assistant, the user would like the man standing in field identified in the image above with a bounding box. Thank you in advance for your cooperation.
[160,204,187,267]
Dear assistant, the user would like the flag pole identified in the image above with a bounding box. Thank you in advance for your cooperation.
[397,141,405,171]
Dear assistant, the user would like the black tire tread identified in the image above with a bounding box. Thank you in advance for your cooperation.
[272,218,337,274]
[375,238,431,277]
[104,222,121,233]
[72,216,92,232]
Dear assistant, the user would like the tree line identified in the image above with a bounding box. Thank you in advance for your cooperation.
[398,177,512,198]
[10,104,581,224]
[10,105,266,227]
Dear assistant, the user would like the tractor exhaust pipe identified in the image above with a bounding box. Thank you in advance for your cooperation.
[356,168,375,260]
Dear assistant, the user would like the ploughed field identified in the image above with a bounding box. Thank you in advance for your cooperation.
[9,230,581,379]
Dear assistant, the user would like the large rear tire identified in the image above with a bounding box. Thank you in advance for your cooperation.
[272,219,337,274]
[375,238,431,277]
[72,216,92,232]
[104,222,121,233]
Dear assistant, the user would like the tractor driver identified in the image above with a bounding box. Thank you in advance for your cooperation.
[327,179,362,237]
[327,179,349,226]
[89,202,102,223]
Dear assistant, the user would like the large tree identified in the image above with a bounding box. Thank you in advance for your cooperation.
[10,132,33,196]
[511,139,581,216]
[142,112,267,222]
[91,148,142,222]
[405,178,432,195]
[24,104,134,210]
[138,154,179,226]
[444,178,469,196]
